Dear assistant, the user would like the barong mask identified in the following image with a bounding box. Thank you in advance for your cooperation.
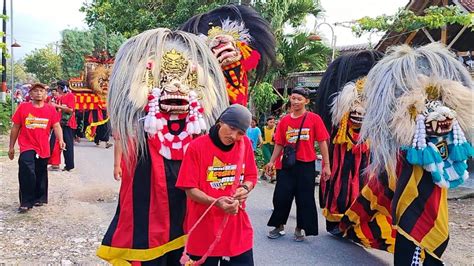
[361,43,474,186]
[180,4,276,105]
[331,78,368,150]
[108,28,228,160]
[392,77,474,188]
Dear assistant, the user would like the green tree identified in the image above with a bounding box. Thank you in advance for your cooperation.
[254,0,321,39]
[6,59,38,85]
[80,0,227,38]
[60,29,94,78]
[24,44,63,84]
[60,23,126,79]
[275,32,332,95]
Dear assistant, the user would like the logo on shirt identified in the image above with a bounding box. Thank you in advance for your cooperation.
[207,157,244,190]
[25,114,49,129]
[286,126,310,143]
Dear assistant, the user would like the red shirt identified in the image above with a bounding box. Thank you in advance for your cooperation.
[176,135,257,257]
[274,111,329,166]
[59,92,77,129]
[12,102,60,158]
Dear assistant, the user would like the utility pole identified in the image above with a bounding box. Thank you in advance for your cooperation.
[1,0,7,103]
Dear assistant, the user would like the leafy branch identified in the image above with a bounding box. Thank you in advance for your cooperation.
[344,5,473,37]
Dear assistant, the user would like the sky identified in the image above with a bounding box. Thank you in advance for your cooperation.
[7,0,408,60]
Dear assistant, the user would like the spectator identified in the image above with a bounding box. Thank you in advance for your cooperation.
[8,83,65,213]
[261,115,276,181]
[50,80,76,171]
[246,116,263,152]
[177,104,258,265]
[264,87,331,242]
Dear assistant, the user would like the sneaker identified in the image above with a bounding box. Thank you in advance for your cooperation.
[62,168,74,172]
[294,229,305,242]
[267,227,285,239]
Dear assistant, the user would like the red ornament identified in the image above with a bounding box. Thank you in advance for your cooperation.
[144,106,150,112]
[155,113,162,119]
[198,107,204,113]
[189,116,197,122]
[190,101,198,108]
[148,95,155,100]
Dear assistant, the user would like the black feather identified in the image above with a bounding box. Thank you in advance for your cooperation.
[314,50,384,131]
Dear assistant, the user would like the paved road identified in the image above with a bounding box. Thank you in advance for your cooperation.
[75,140,392,265]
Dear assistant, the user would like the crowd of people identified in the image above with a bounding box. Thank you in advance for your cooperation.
[6,3,473,266]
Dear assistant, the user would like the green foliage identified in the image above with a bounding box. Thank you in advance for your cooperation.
[0,15,8,72]
[7,59,38,85]
[254,0,321,40]
[254,147,265,169]
[250,82,278,116]
[0,95,12,134]
[60,23,126,78]
[80,0,227,38]
[24,44,63,84]
[349,5,473,37]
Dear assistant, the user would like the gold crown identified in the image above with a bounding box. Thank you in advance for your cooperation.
[161,49,189,76]
[355,77,366,94]
[425,84,441,101]
[207,26,240,40]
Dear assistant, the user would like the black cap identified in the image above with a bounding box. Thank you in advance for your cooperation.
[218,104,252,132]
[291,86,309,98]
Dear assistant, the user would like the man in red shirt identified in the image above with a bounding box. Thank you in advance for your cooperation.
[50,80,76,171]
[264,87,331,242]
[177,104,258,265]
[9,83,65,213]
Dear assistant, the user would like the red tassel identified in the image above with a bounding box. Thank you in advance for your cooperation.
[148,95,155,100]
[144,105,150,112]
[191,101,198,108]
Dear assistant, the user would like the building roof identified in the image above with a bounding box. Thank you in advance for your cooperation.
[375,0,474,53]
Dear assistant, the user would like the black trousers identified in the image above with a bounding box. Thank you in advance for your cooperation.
[394,232,443,266]
[189,249,254,266]
[267,160,318,235]
[18,150,49,208]
[94,121,111,143]
[51,125,75,170]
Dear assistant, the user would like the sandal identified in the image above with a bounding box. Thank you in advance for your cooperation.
[34,202,44,207]
[294,229,305,242]
[268,227,285,239]
[18,206,31,213]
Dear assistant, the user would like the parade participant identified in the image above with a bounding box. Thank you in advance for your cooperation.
[177,104,257,265]
[264,87,330,242]
[261,116,276,181]
[180,4,276,106]
[246,116,262,152]
[96,28,228,265]
[48,87,62,171]
[93,110,113,149]
[360,43,473,264]
[8,83,65,213]
[314,51,386,236]
[50,80,76,172]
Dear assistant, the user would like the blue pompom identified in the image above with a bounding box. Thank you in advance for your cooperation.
[462,142,474,157]
[407,148,420,165]
[452,161,468,177]
[450,144,465,162]
[422,148,436,165]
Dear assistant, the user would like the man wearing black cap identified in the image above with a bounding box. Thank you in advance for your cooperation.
[265,87,331,242]
[9,83,66,213]
[176,104,258,265]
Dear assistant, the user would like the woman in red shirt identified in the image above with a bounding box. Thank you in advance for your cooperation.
[264,87,331,242]
[9,83,65,213]
[177,104,258,265]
